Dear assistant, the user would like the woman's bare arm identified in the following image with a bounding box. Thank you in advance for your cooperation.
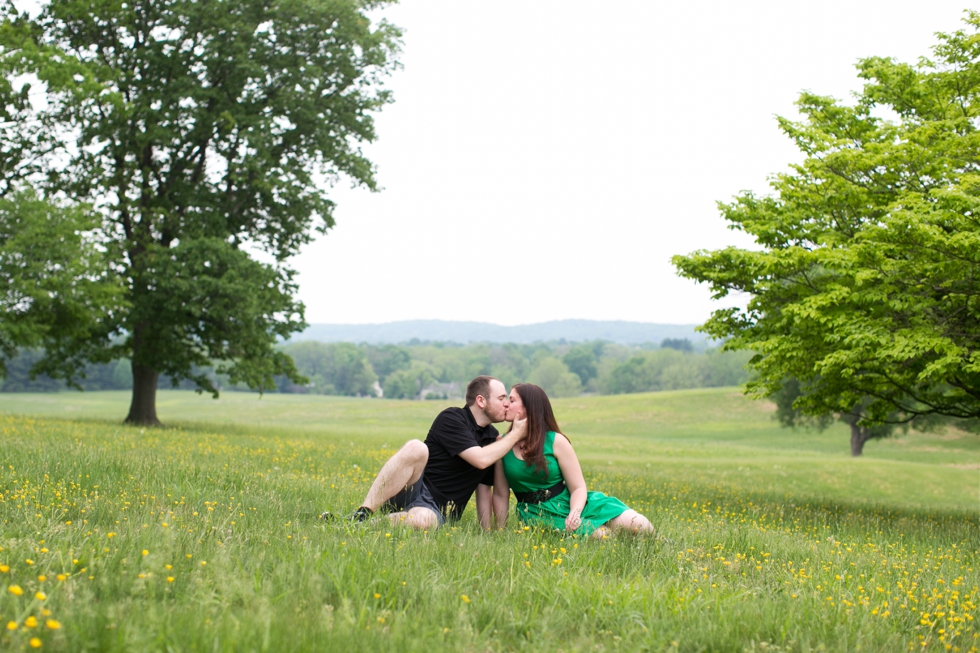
[553,433,587,532]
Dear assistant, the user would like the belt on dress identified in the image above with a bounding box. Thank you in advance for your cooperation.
[514,481,566,504]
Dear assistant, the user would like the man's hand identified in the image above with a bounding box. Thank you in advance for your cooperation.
[458,418,530,470]
[510,418,528,441]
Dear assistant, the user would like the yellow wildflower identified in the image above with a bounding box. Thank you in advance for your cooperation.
[29,637,41,648]
[45,620,61,630]
[8,584,23,596]
[25,616,37,628]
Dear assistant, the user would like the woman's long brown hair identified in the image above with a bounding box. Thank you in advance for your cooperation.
[513,383,564,480]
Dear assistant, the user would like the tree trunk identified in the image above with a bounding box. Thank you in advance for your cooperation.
[125,362,160,425]
[848,415,869,457]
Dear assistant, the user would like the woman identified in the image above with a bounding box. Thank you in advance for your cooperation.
[485,383,655,538]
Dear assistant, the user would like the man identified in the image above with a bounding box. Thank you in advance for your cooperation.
[324,375,526,530]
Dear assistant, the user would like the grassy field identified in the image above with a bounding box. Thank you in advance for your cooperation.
[0,388,977,652]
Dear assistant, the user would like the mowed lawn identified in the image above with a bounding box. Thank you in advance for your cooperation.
[0,388,977,652]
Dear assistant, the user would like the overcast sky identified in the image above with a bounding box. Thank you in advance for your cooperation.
[292,1,969,327]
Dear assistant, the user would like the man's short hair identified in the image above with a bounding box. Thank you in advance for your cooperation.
[465,376,498,407]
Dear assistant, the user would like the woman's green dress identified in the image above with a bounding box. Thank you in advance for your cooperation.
[502,431,629,535]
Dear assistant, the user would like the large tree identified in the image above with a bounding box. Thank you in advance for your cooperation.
[0,0,400,423]
[673,13,980,453]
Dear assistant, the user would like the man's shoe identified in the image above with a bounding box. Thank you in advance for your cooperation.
[318,507,373,523]
[348,506,373,522]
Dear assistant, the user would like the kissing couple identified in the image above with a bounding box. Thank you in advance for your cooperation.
[321,376,655,537]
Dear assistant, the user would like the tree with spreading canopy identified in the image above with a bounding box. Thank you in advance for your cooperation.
[0,0,401,424]
[673,13,980,454]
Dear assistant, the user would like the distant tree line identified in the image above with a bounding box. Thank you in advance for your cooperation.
[1,339,752,399]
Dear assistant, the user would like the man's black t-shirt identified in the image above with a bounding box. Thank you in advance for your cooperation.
[421,406,499,521]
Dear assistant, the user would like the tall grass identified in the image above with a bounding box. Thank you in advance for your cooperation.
[0,390,976,652]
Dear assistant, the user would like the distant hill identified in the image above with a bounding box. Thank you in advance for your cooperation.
[288,320,707,345]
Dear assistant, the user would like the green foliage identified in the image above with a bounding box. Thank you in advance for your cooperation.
[5,338,755,399]
[278,341,376,396]
[772,377,901,455]
[0,349,221,392]
[562,344,598,386]
[528,356,582,398]
[382,361,434,400]
[600,348,753,395]
[673,14,980,428]
[0,189,124,382]
[660,338,693,352]
[132,238,307,396]
[0,349,62,391]
[364,344,411,383]
[273,340,752,399]
[0,0,401,419]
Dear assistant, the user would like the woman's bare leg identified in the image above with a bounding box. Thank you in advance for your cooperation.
[590,526,612,539]
[603,509,655,534]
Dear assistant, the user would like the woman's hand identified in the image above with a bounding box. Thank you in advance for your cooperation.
[565,507,582,532]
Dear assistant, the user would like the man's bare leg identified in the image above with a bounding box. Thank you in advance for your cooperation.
[361,439,429,512]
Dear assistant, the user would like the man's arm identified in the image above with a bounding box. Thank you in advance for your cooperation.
[457,419,527,470]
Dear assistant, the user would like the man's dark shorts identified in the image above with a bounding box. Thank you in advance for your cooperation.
[380,475,447,528]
